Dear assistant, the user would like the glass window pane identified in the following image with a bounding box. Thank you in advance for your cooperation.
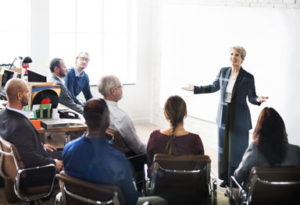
[0,0,30,64]
[77,33,103,83]
[49,33,75,67]
[50,0,75,32]
[77,0,103,32]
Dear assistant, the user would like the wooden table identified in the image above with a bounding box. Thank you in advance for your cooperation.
[37,124,87,134]
[36,119,87,144]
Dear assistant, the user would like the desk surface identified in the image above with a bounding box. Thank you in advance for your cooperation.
[37,124,87,134]
[37,117,86,134]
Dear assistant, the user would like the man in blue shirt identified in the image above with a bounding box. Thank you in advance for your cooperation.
[65,51,93,105]
[62,98,139,205]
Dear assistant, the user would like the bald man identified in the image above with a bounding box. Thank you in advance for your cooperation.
[0,79,62,185]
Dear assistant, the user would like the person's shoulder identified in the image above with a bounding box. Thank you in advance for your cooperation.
[107,145,129,162]
[64,136,85,151]
[68,67,76,74]
[220,67,231,72]
[187,132,202,140]
[50,75,60,84]
[287,143,300,152]
[150,130,162,138]
[241,68,254,79]
[221,67,231,71]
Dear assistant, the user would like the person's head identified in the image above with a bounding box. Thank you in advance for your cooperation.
[49,58,67,78]
[83,98,110,134]
[5,78,30,108]
[230,46,246,67]
[253,107,288,164]
[75,51,90,71]
[164,95,187,132]
[98,75,123,102]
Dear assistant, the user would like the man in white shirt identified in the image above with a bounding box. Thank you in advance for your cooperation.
[98,75,146,154]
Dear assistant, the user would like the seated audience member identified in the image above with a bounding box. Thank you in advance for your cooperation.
[0,79,63,185]
[62,99,139,205]
[65,51,92,105]
[234,107,300,185]
[98,75,146,155]
[147,95,205,166]
[49,58,83,114]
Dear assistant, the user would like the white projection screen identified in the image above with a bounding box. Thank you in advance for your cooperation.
[160,4,300,144]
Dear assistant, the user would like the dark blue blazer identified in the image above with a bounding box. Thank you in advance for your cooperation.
[194,67,260,130]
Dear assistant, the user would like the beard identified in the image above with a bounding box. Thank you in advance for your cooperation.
[59,69,66,77]
[21,95,29,107]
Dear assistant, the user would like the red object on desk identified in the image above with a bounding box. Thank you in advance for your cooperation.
[30,119,41,129]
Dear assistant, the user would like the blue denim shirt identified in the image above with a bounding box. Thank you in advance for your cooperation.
[63,134,139,205]
[64,68,92,105]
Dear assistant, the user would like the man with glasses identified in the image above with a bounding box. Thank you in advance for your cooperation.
[65,51,93,105]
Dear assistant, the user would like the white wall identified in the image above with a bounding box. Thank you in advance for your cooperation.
[150,0,300,147]
[28,0,300,146]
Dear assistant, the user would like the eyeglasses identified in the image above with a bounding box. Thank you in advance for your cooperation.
[78,57,89,62]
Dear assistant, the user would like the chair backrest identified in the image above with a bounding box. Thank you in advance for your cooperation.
[0,137,24,181]
[150,154,211,205]
[56,171,125,205]
[0,136,56,203]
[105,128,128,154]
[246,166,300,205]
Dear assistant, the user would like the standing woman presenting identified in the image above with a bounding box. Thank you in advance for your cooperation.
[182,46,268,187]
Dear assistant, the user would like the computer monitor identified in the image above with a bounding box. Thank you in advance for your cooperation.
[1,70,18,87]
[28,70,47,82]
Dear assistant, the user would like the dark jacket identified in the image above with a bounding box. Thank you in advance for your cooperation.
[194,67,260,130]
[0,109,55,168]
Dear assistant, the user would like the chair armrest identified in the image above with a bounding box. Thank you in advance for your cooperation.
[210,171,217,191]
[229,176,247,203]
[14,163,56,201]
[143,164,153,195]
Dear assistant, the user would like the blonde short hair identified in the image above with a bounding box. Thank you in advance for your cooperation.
[231,46,246,60]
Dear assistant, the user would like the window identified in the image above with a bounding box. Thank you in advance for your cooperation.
[50,0,137,84]
[0,0,30,67]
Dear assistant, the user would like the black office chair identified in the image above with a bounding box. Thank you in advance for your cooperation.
[147,154,217,205]
[0,136,56,204]
[228,166,300,205]
[106,128,147,192]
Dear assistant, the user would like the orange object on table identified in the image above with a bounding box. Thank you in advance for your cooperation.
[30,119,41,129]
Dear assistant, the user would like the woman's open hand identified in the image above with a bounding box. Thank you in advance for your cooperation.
[257,96,269,103]
[182,84,195,91]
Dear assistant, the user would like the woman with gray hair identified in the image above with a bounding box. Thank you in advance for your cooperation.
[182,46,268,187]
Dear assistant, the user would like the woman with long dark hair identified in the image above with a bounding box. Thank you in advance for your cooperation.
[146,95,204,167]
[234,107,300,185]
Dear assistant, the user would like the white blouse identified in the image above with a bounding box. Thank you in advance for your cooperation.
[225,75,237,103]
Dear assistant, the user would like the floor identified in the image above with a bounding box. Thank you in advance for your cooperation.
[0,122,228,205]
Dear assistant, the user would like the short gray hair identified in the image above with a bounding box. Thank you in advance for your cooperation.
[76,51,89,58]
[231,46,246,60]
[98,75,119,97]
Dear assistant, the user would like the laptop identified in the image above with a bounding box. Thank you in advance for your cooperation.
[28,70,47,82]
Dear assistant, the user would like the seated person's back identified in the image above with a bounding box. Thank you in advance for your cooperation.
[63,99,139,205]
[147,95,204,167]
[234,107,300,185]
